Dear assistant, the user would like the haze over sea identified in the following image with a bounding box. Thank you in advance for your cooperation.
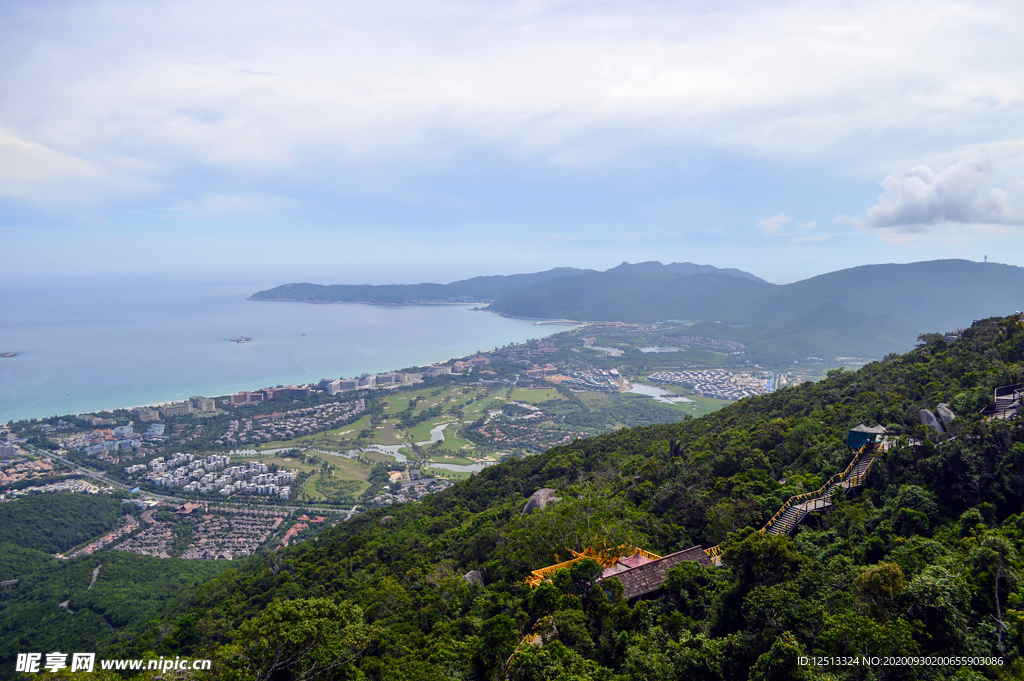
[0,277,560,423]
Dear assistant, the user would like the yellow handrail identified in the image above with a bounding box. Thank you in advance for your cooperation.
[704,442,877,558]
[758,444,868,534]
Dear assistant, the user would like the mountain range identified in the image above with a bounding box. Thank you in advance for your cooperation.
[252,259,1024,360]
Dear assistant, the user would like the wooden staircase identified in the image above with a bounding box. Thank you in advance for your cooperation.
[765,449,874,535]
[704,441,880,563]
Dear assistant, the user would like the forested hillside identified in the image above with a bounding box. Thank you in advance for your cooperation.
[487,259,1024,359]
[0,552,233,673]
[123,315,1024,680]
[0,494,126,554]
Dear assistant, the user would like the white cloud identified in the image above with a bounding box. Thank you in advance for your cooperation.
[0,127,98,185]
[862,155,1024,230]
[757,213,791,235]
[0,126,157,208]
[2,0,1023,211]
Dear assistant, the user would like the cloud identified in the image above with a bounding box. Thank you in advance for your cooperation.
[861,155,1024,230]
[0,126,157,208]
[0,127,99,186]
[757,213,790,235]
[2,1,1023,197]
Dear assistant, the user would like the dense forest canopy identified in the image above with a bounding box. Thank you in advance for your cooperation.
[0,494,125,554]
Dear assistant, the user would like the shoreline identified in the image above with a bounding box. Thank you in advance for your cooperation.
[248,296,586,326]
[5,327,577,425]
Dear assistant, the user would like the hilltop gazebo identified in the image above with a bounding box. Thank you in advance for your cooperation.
[846,424,887,450]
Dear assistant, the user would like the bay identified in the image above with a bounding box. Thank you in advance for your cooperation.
[0,277,559,422]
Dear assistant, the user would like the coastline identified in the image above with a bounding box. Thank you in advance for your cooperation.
[3,305,573,423]
[246,296,587,326]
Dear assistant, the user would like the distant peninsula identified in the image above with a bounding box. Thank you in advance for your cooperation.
[249,262,765,306]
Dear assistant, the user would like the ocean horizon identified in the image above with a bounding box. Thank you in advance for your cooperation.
[0,276,562,422]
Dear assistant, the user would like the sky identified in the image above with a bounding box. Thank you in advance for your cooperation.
[2,0,1023,285]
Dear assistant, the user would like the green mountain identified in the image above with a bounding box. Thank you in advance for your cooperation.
[487,271,772,321]
[7,315,1019,679]
[602,260,767,283]
[490,259,1024,359]
[724,260,1024,331]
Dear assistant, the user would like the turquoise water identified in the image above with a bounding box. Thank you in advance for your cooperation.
[0,277,557,422]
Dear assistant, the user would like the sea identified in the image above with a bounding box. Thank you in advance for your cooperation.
[0,277,563,423]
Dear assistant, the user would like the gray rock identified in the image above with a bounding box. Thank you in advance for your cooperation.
[463,570,484,587]
[936,403,956,426]
[379,515,394,525]
[521,488,561,516]
[920,409,945,435]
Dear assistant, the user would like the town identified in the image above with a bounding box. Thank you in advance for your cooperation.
[648,369,789,400]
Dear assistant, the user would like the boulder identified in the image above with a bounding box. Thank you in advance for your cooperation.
[920,409,945,435]
[521,488,561,516]
[936,403,956,426]
[379,515,395,525]
[463,570,484,587]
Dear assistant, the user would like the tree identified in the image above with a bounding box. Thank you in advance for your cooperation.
[748,632,814,681]
[221,597,371,681]
[721,528,809,591]
[478,613,520,668]
[968,534,1019,655]
[853,562,905,620]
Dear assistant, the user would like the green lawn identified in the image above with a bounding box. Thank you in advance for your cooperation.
[383,386,464,416]
[299,456,373,501]
[375,422,406,445]
[426,453,476,466]
[423,467,473,481]
[407,417,452,443]
[669,393,731,417]
[362,451,396,464]
[304,414,374,442]
[436,429,474,452]
[300,476,326,500]
[332,456,373,479]
[464,394,505,416]
[510,387,564,404]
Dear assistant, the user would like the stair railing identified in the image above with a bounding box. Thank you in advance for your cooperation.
[758,444,869,534]
[703,442,877,559]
